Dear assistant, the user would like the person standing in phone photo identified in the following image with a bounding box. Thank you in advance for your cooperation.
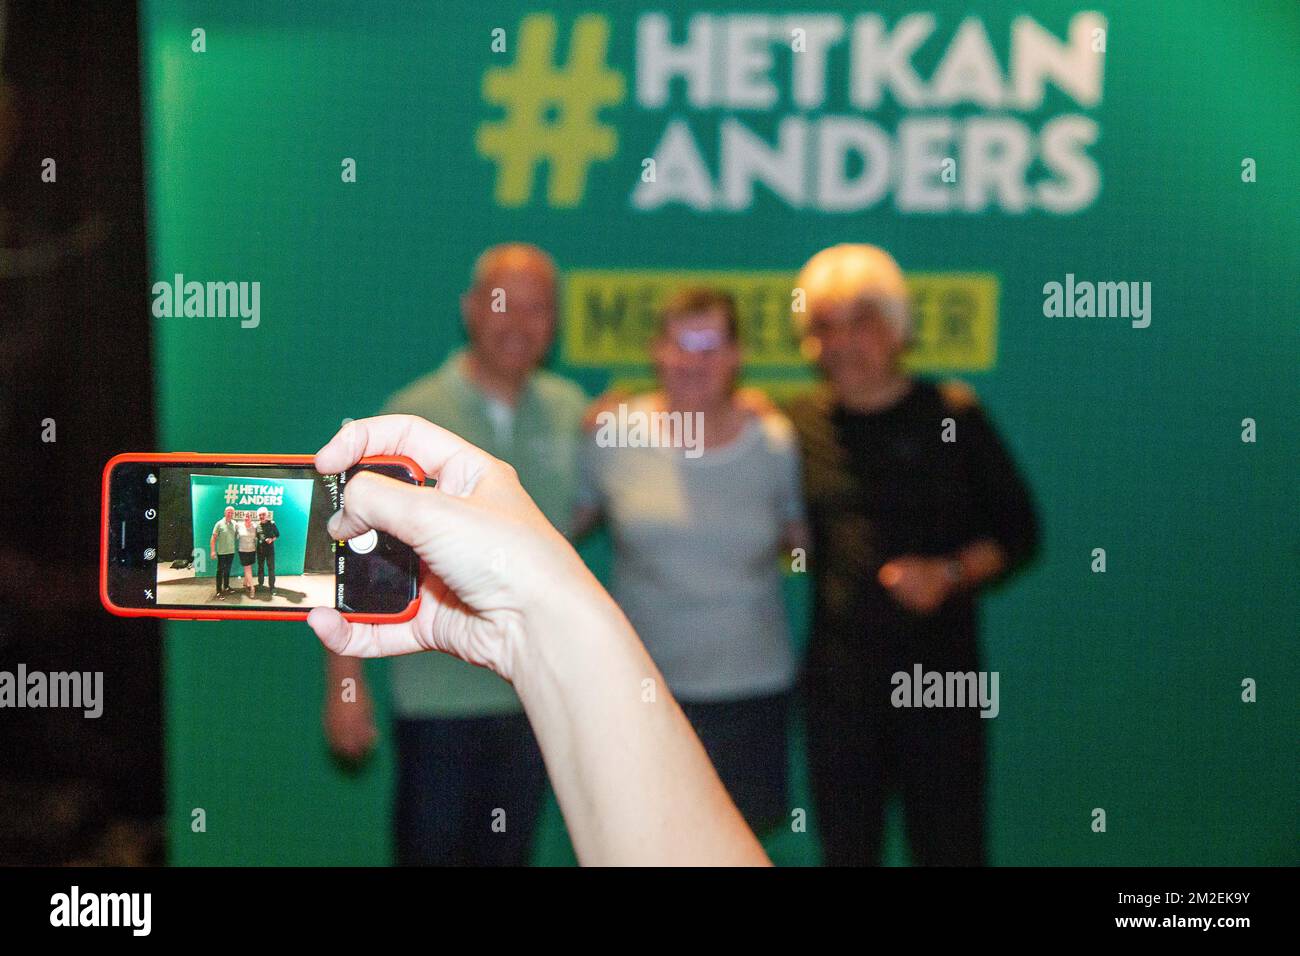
[255,506,279,596]
[210,505,239,598]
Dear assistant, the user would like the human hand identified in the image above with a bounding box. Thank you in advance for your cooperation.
[581,386,632,432]
[733,385,779,419]
[877,556,956,615]
[306,415,597,682]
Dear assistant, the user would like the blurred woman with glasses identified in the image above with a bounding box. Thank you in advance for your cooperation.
[573,287,807,836]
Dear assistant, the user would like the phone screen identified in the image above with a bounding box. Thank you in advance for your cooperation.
[104,460,419,617]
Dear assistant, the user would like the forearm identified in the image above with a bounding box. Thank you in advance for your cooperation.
[952,538,1007,591]
[325,648,366,692]
[510,583,768,867]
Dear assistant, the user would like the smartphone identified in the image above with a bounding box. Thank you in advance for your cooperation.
[100,453,423,622]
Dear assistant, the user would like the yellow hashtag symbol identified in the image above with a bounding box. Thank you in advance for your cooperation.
[477,14,625,208]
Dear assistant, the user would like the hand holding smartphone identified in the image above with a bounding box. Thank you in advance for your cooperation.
[100,453,423,622]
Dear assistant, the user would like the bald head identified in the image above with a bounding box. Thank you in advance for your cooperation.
[461,243,558,385]
[470,243,556,295]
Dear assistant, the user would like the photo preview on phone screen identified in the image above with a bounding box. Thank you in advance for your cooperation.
[154,465,336,610]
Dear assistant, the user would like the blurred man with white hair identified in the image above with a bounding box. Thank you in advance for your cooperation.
[786,243,1039,866]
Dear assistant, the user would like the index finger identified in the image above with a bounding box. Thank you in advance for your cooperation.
[316,414,478,478]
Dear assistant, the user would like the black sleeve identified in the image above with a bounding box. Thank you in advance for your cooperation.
[958,403,1040,575]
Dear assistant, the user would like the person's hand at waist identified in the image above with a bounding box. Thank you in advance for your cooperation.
[878,539,1008,615]
[877,555,958,615]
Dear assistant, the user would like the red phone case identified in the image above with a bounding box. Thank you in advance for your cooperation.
[100,452,425,623]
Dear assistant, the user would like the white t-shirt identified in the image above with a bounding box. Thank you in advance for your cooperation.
[484,395,515,446]
[577,400,806,702]
[235,523,258,552]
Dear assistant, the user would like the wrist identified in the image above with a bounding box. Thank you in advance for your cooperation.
[941,555,965,592]
[510,576,639,704]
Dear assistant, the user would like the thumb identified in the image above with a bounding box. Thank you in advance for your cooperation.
[329,469,473,557]
[308,606,352,655]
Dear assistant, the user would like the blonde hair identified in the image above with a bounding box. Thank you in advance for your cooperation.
[793,244,911,341]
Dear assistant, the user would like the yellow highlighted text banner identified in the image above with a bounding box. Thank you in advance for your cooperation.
[563,270,998,371]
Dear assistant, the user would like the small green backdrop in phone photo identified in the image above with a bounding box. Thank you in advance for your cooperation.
[189,474,315,576]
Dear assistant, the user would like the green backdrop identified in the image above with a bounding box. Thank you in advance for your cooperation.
[143,0,1298,865]
[190,474,313,576]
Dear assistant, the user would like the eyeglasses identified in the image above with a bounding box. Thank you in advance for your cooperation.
[664,327,728,354]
